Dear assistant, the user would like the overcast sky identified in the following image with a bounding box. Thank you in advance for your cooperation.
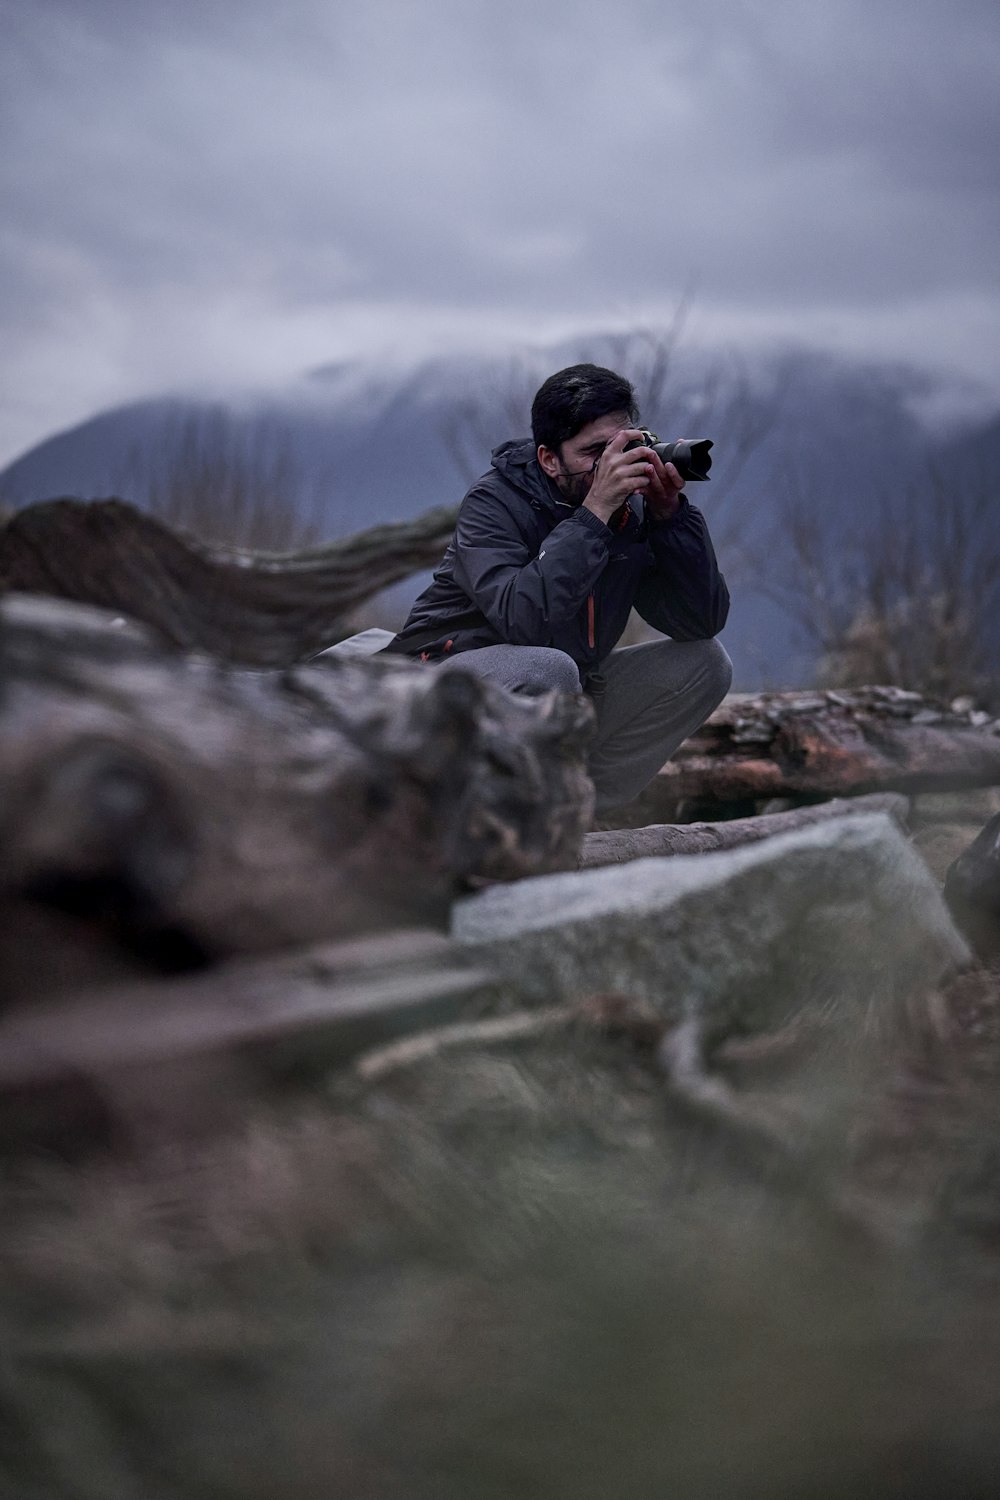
[2,0,999,465]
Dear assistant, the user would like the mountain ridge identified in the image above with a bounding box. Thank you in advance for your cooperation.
[2,339,996,690]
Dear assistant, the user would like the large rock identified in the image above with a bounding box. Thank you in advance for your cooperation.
[453,813,971,1037]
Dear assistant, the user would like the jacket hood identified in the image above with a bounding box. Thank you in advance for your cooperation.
[490,438,571,515]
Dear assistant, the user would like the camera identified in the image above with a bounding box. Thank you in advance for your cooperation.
[623,429,713,482]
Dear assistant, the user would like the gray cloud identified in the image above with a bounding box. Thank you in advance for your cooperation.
[1,0,998,463]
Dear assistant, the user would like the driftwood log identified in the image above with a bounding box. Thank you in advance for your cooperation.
[616,687,1000,825]
[0,593,593,1005]
[0,929,505,1144]
[0,497,458,665]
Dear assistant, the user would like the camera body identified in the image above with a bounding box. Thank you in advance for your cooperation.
[623,429,713,482]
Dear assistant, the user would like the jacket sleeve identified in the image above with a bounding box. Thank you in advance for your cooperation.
[634,497,730,640]
[451,486,611,645]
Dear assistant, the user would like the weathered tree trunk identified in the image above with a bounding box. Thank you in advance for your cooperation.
[0,497,458,665]
[581,792,910,867]
[618,688,1000,825]
[0,594,594,1005]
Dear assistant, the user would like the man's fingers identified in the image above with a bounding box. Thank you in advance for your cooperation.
[605,428,644,455]
[612,445,656,469]
[647,451,682,487]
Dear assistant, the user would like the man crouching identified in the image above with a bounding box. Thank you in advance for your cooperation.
[383,362,732,816]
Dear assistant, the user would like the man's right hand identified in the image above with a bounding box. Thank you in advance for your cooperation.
[582,429,657,524]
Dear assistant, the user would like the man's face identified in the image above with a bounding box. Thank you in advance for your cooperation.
[537,411,633,505]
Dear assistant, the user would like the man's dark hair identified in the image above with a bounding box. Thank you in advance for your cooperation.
[531,364,639,452]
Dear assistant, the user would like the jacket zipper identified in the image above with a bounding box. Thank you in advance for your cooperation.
[585,504,626,653]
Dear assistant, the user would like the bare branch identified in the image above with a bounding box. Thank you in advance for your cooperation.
[750,463,1000,707]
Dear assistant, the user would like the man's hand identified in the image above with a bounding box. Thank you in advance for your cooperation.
[643,448,685,522]
[583,429,684,524]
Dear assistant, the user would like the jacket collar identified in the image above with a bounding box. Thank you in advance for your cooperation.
[490,438,570,516]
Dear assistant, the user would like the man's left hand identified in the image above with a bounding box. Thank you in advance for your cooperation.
[644,450,685,521]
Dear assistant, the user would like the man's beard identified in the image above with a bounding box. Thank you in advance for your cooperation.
[554,470,591,507]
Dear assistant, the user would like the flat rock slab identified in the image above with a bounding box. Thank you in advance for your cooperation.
[453,814,971,1037]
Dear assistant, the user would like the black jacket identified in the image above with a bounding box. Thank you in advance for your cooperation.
[383,438,729,677]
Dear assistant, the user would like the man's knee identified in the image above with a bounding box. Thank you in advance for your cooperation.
[695,637,733,705]
[444,644,582,696]
[513,647,582,696]
[640,636,732,705]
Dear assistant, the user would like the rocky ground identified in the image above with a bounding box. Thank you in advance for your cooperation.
[0,806,998,1498]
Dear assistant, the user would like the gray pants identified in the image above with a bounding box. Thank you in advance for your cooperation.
[440,638,732,814]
